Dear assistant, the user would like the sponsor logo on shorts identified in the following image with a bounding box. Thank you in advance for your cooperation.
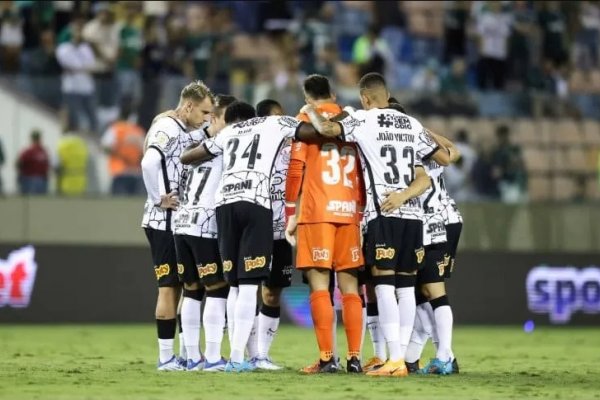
[415,247,425,264]
[437,255,451,277]
[154,263,170,280]
[375,247,395,260]
[177,263,184,275]
[282,265,294,276]
[198,263,218,278]
[244,256,266,272]
[351,247,361,262]
[223,260,233,272]
[312,248,330,261]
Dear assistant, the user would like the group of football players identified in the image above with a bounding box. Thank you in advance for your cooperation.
[140,71,463,377]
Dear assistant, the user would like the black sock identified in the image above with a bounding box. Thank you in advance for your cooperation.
[157,318,177,339]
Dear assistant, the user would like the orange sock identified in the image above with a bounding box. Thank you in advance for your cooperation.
[310,290,334,361]
[342,293,363,359]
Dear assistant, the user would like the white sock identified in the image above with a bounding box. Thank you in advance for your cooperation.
[375,284,401,362]
[434,304,454,361]
[226,286,238,345]
[257,311,280,359]
[203,296,227,363]
[181,297,202,361]
[367,315,387,360]
[396,287,416,360]
[246,315,259,359]
[178,332,186,360]
[158,339,174,363]
[360,305,367,360]
[423,302,439,351]
[405,303,432,363]
[230,284,258,363]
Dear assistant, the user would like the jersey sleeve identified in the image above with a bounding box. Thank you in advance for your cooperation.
[203,128,226,156]
[289,140,308,163]
[146,119,178,155]
[416,127,439,164]
[275,116,302,139]
[338,110,367,143]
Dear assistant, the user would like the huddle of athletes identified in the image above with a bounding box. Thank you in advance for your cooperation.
[141,72,463,377]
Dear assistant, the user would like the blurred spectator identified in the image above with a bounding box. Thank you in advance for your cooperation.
[372,0,405,69]
[83,2,121,119]
[116,2,143,105]
[440,58,476,116]
[16,130,49,195]
[471,146,500,200]
[509,1,537,88]
[411,58,440,93]
[443,0,469,64]
[491,125,528,203]
[138,17,166,130]
[575,1,600,69]
[475,1,512,90]
[445,129,477,201]
[538,1,569,67]
[0,136,4,195]
[323,1,372,62]
[185,5,215,83]
[0,7,24,72]
[56,126,89,196]
[211,7,235,94]
[28,29,61,76]
[101,101,145,196]
[161,15,190,109]
[352,25,393,77]
[56,19,98,133]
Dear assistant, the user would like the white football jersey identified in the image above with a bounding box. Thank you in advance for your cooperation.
[271,139,292,240]
[441,188,463,225]
[203,116,301,210]
[339,108,439,222]
[421,158,447,246]
[173,131,222,238]
[141,117,205,231]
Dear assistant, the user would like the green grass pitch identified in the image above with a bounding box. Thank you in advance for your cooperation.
[0,325,599,400]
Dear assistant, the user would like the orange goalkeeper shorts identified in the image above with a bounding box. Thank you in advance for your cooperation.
[296,222,363,271]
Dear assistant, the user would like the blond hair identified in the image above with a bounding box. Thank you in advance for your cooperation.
[179,80,214,106]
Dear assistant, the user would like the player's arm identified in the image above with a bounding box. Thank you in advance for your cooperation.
[427,129,461,165]
[298,105,342,139]
[380,166,431,213]
[180,140,218,165]
[141,147,179,210]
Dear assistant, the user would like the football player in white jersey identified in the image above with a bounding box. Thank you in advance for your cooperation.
[172,94,237,371]
[141,81,213,371]
[243,99,291,370]
[300,72,454,377]
[181,101,322,372]
[405,130,463,376]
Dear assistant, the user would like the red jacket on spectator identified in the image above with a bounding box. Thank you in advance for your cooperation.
[18,144,49,177]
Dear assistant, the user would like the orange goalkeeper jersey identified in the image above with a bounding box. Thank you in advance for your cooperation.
[288,103,365,225]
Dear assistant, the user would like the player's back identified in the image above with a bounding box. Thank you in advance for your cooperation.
[295,103,363,225]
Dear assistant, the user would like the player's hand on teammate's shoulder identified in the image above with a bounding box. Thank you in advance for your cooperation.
[381,190,408,213]
[156,190,179,210]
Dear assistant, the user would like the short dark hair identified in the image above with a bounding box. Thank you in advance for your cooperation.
[303,74,332,100]
[31,130,41,142]
[388,102,406,114]
[224,101,256,124]
[358,72,387,91]
[214,94,237,116]
[256,99,282,117]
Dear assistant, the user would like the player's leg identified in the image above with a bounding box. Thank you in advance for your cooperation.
[363,217,406,377]
[405,285,433,373]
[296,223,337,373]
[196,237,229,371]
[226,203,273,372]
[144,228,183,371]
[394,220,425,367]
[255,239,292,369]
[334,223,364,373]
[363,281,387,372]
[174,235,206,370]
